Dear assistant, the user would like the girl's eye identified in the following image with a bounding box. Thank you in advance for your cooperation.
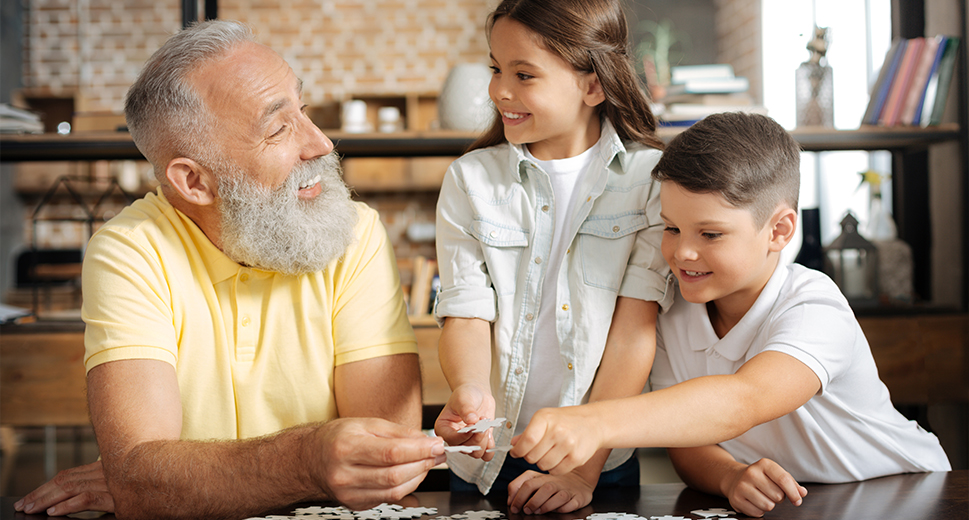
[489,65,500,74]
[664,226,680,235]
[702,232,723,240]
[516,72,533,80]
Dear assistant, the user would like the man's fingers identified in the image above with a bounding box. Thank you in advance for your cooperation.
[47,491,115,516]
[763,460,805,506]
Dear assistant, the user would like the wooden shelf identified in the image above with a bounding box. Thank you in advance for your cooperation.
[2,124,960,162]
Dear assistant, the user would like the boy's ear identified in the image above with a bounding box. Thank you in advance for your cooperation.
[768,206,798,252]
[583,73,606,107]
[165,157,218,206]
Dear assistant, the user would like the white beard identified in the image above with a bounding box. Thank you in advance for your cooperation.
[216,151,358,276]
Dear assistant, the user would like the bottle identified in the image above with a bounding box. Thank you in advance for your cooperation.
[795,207,824,271]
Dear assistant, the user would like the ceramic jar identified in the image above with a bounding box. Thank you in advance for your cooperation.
[438,63,495,131]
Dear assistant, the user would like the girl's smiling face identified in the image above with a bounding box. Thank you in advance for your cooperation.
[487,17,605,160]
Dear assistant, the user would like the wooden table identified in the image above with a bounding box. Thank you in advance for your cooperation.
[3,470,965,519]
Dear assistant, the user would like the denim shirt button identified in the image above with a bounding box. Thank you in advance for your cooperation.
[534,257,542,264]
[525,313,534,321]
[542,205,549,212]
[515,366,524,375]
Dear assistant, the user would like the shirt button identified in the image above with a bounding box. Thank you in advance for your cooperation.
[241,315,251,327]
[239,272,250,283]
[542,205,549,212]
[490,230,497,238]
[535,257,542,264]
[586,196,591,202]
[567,248,571,254]
[613,225,620,233]
[561,304,569,311]
[506,421,513,429]
[525,313,534,321]
[568,362,573,370]
[515,366,524,375]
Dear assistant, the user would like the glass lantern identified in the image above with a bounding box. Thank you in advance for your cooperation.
[823,212,879,306]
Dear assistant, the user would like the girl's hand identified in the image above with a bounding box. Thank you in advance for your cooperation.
[434,383,497,460]
[510,406,602,475]
[721,458,807,518]
[506,469,594,514]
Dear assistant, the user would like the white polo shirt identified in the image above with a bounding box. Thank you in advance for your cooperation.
[652,263,950,483]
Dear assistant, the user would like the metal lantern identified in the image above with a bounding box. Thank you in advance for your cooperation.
[824,212,879,306]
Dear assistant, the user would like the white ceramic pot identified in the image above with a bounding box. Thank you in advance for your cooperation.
[438,63,495,131]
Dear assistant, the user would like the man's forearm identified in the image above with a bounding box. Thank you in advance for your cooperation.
[106,425,323,520]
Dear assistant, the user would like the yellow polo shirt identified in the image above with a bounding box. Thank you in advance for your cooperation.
[82,189,417,440]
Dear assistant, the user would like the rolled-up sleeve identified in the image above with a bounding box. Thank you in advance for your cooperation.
[434,164,498,325]
[618,166,674,311]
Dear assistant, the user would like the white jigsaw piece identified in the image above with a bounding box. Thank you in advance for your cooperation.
[485,445,512,453]
[650,516,688,520]
[457,418,506,434]
[690,508,736,518]
[449,510,505,520]
[444,445,484,453]
[587,513,647,520]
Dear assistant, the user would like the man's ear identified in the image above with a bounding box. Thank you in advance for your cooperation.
[583,73,606,107]
[768,206,798,252]
[165,157,218,206]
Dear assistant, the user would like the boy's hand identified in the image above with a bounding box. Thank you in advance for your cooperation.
[434,383,496,460]
[506,469,594,514]
[510,406,602,475]
[721,458,807,517]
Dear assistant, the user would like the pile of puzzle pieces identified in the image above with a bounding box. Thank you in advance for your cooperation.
[243,503,738,520]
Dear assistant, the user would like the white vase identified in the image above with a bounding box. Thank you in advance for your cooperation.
[438,63,495,131]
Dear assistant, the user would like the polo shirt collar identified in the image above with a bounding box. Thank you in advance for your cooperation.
[156,188,246,284]
[508,117,627,182]
[701,263,790,361]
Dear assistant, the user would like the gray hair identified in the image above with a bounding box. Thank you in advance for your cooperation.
[124,20,255,178]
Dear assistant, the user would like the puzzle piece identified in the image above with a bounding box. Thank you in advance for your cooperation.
[295,506,352,516]
[587,513,646,520]
[457,418,506,434]
[444,445,484,453]
[485,445,513,453]
[690,508,736,518]
[449,510,505,520]
[650,516,688,520]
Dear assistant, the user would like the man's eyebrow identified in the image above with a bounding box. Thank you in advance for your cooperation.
[258,78,304,131]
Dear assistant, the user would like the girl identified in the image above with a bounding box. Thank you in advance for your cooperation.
[433,0,671,514]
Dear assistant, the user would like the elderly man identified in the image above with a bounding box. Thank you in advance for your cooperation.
[14,19,444,518]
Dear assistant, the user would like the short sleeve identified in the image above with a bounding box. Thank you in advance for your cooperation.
[762,295,859,393]
[648,327,677,391]
[82,227,178,372]
[331,205,418,366]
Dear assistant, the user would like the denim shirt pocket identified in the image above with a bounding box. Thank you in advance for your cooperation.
[576,211,647,291]
[470,218,530,297]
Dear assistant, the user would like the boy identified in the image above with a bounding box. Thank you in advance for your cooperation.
[509,112,951,517]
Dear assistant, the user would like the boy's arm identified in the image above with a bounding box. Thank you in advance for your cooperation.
[435,316,497,458]
[668,446,807,517]
[508,297,658,514]
[512,350,820,474]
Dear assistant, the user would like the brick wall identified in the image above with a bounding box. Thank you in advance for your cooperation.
[22,0,494,113]
[713,0,762,103]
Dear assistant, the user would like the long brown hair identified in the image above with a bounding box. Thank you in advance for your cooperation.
[469,0,664,153]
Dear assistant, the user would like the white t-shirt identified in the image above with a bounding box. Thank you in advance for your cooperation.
[517,143,599,435]
[652,263,951,483]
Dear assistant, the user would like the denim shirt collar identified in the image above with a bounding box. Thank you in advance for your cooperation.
[507,117,627,183]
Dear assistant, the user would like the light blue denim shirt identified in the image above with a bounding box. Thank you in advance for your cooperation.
[434,119,673,493]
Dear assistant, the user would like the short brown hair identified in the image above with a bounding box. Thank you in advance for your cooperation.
[651,112,801,227]
[469,0,664,152]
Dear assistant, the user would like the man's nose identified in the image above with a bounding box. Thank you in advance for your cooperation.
[301,119,334,160]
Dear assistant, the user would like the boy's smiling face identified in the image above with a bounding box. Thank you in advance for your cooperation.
[660,180,793,322]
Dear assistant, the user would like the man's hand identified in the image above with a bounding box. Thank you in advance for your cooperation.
[506,469,595,514]
[308,417,446,511]
[510,405,603,475]
[720,458,807,518]
[433,383,496,460]
[13,460,114,516]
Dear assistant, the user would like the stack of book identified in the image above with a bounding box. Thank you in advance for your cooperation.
[862,35,961,127]
[401,255,438,317]
[655,64,767,127]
